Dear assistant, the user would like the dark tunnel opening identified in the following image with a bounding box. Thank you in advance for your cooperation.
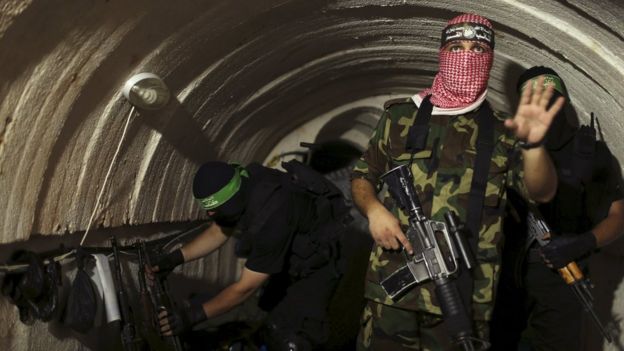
[306,139,362,175]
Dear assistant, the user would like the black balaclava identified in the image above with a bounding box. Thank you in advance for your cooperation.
[516,66,575,150]
[192,161,250,227]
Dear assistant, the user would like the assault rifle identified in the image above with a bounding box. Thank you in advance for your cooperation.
[526,210,615,343]
[136,240,173,350]
[139,241,185,351]
[110,237,142,351]
[380,164,482,351]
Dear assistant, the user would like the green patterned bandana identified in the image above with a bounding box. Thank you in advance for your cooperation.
[195,165,249,210]
[521,74,567,96]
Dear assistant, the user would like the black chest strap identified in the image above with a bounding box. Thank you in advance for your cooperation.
[406,95,434,154]
[234,177,285,258]
[404,98,496,312]
[405,97,496,242]
[466,101,495,254]
[459,101,496,315]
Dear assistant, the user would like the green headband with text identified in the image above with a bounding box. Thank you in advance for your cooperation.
[195,164,248,210]
[520,74,567,96]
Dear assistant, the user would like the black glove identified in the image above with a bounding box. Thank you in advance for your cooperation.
[540,232,597,269]
[159,301,206,336]
[154,249,184,277]
[262,321,314,351]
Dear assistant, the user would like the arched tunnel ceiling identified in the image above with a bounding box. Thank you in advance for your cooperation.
[1,0,623,243]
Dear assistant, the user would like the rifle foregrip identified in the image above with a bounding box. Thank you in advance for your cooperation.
[434,278,473,344]
[559,267,575,284]
[567,262,584,280]
[558,262,584,284]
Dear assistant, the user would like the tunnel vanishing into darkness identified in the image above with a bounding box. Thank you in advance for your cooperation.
[1,1,624,350]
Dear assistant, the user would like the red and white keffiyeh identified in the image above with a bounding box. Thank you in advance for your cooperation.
[419,14,494,109]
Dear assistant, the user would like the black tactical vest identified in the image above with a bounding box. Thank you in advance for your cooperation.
[233,161,351,278]
[539,135,611,235]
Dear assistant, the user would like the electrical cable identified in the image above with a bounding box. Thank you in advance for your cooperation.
[79,106,136,247]
[1,107,137,274]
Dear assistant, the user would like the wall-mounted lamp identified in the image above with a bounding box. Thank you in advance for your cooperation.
[122,72,170,110]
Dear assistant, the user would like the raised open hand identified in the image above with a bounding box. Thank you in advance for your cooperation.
[505,75,565,146]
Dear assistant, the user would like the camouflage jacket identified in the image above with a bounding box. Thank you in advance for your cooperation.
[352,97,525,321]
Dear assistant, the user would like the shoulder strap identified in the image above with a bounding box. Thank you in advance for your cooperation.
[573,115,597,184]
[239,175,285,238]
[404,97,496,237]
[465,101,495,249]
[399,97,497,315]
[281,160,335,196]
[281,159,351,221]
[405,95,433,154]
[457,102,496,315]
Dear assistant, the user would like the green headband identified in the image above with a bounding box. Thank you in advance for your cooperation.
[520,74,567,96]
[195,164,249,210]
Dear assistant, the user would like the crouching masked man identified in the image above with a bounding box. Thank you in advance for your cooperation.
[148,160,351,350]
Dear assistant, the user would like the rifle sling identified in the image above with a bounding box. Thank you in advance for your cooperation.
[405,99,496,313]
[406,95,433,154]
[461,101,495,309]
[467,101,495,252]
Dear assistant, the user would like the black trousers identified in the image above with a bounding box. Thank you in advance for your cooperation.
[490,258,584,351]
[259,264,340,350]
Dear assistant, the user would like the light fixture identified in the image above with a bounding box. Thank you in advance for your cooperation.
[122,72,170,110]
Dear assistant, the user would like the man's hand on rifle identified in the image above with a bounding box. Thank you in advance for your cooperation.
[158,301,207,336]
[368,204,414,254]
[145,249,185,285]
[540,232,597,269]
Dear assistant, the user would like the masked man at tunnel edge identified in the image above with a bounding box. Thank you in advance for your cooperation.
[147,160,352,350]
[489,66,624,350]
[351,13,564,350]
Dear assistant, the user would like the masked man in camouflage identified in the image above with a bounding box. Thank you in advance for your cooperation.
[352,13,564,350]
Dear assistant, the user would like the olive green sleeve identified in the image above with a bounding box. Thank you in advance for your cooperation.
[351,110,391,188]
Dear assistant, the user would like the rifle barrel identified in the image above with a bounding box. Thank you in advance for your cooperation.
[137,241,157,334]
[111,237,140,351]
[143,243,185,351]
[571,283,613,343]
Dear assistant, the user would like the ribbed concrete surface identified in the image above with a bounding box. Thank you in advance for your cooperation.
[0,1,623,349]
[1,0,622,242]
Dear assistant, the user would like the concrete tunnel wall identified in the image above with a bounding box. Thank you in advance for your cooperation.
[0,0,623,349]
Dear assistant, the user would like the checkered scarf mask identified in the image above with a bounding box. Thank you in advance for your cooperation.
[420,13,494,108]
